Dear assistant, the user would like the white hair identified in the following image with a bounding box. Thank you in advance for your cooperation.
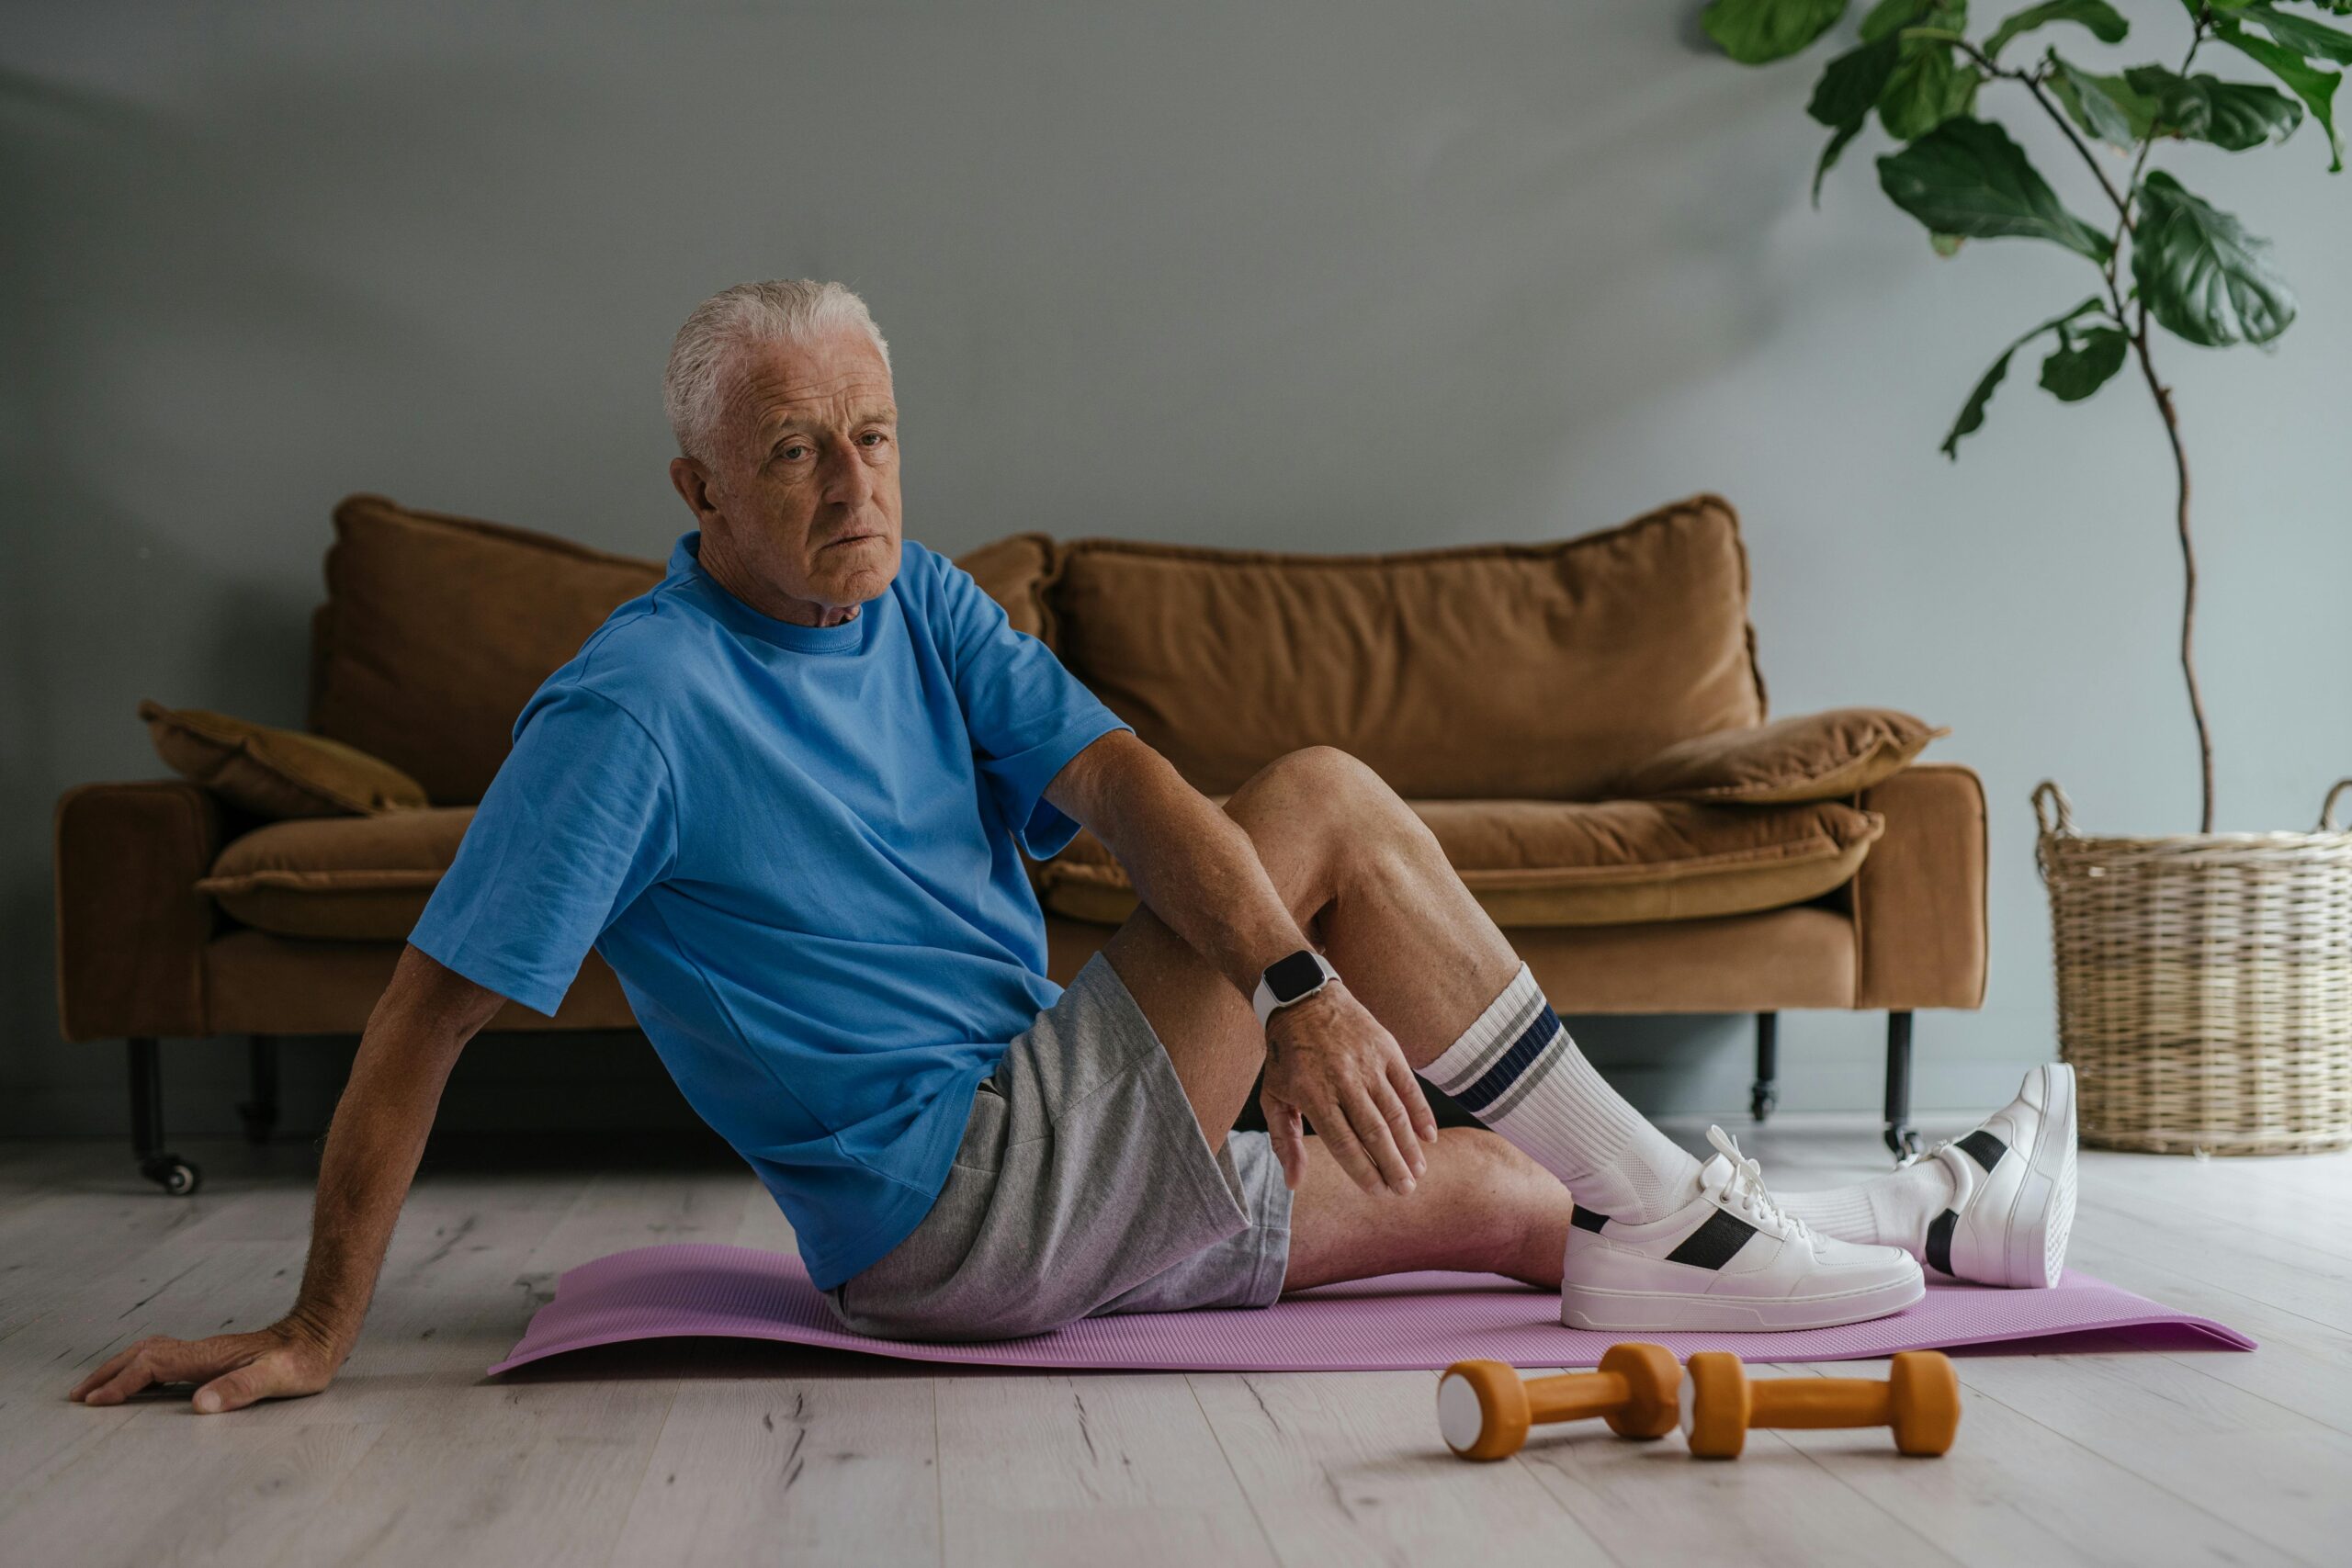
[662,279,892,463]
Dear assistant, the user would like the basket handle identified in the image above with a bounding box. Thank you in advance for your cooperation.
[2323,778,2352,832]
[2031,780,2076,839]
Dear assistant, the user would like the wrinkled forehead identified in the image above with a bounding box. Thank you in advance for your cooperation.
[722,333,896,446]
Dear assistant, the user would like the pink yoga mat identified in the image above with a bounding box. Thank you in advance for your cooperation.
[488,1243,2253,1374]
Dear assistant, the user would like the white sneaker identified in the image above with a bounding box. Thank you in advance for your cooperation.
[1560,1126,1924,1332]
[1917,1062,2077,1288]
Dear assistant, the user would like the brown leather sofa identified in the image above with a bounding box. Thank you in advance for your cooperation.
[54,493,1985,1194]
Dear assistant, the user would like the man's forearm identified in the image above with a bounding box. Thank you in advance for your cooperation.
[281,1033,460,1357]
[1083,743,1310,1000]
[281,945,502,1359]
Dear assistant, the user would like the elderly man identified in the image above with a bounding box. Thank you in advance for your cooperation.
[74,281,2076,1414]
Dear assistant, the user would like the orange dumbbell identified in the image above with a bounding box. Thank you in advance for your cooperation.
[1679,1350,1961,1459]
[1437,1343,1681,1461]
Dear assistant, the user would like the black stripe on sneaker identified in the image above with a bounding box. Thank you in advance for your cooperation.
[1663,1208,1757,1269]
[1955,1129,2008,1172]
[1569,1206,1611,1234]
[1926,1209,1959,1277]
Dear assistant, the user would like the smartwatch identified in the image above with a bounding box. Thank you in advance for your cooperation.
[1252,949,1340,1031]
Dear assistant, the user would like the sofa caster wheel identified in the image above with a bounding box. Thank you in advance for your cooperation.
[1883,1124,1920,1163]
[141,1155,201,1196]
[1749,1081,1778,1122]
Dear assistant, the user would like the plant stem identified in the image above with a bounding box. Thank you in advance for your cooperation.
[1948,9,2220,829]
[2129,312,2214,831]
[2123,16,2216,831]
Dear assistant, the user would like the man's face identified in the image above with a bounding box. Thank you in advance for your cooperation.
[670,329,902,620]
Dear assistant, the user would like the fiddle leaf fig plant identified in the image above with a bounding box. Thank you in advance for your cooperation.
[1703,0,2346,832]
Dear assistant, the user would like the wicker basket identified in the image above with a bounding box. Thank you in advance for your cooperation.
[2034,779,2352,1156]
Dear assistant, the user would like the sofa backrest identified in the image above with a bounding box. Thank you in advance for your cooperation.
[309,496,662,804]
[307,492,1764,807]
[1043,495,1767,800]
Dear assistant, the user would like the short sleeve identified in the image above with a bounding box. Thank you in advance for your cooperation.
[407,684,676,1015]
[929,550,1129,859]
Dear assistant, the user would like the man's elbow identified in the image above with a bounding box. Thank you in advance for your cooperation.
[1047,729,1167,828]
[367,945,509,1060]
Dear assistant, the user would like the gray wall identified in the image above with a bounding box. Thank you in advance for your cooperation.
[6,1,2347,1140]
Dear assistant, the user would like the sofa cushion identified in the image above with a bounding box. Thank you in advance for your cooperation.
[198,807,473,941]
[1034,797,1883,928]
[1617,707,1947,804]
[139,700,430,818]
[954,533,1058,644]
[308,495,662,805]
[1044,495,1766,799]
[202,793,1879,941]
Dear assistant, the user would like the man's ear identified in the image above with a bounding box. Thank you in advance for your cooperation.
[669,457,721,524]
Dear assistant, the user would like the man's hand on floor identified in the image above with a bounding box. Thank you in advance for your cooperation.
[69,1317,342,1414]
[1261,982,1439,1197]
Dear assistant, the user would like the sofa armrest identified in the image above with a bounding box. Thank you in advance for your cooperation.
[1850,762,1987,1010]
[53,780,225,1040]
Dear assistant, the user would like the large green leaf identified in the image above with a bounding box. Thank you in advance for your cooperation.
[1703,0,1851,63]
[1810,35,1905,125]
[2124,64,2305,149]
[2218,18,2345,169]
[1984,0,2128,61]
[1860,0,1934,42]
[2049,52,2157,146]
[1940,297,2105,457]
[2244,3,2352,64]
[1880,39,1982,137]
[2132,170,2298,345]
[2040,322,2131,400]
[1877,118,2113,259]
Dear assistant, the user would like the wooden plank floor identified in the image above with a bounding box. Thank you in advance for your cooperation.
[4,1122,2348,1568]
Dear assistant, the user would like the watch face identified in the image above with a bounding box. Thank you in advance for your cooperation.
[1266,950,1327,1005]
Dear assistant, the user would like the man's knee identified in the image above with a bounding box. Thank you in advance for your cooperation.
[1227,747,1439,874]
[1231,746,1392,821]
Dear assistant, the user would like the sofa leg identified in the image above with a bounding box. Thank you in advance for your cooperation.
[237,1035,280,1145]
[127,1038,201,1196]
[1883,1011,1920,1163]
[1750,1012,1779,1122]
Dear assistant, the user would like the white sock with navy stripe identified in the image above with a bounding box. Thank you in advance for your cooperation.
[1421,964,1702,1224]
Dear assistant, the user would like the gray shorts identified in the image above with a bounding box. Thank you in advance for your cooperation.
[822,953,1295,1341]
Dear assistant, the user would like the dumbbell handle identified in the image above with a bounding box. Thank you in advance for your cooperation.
[1522,1369,1636,1426]
[1745,1376,1894,1430]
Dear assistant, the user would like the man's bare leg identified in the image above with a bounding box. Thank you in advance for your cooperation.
[1099,746,1583,1289]
[1282,1128,1574,1291]
[1099,745,1524,1146]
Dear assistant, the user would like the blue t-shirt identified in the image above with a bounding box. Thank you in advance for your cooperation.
[408,532,1129,1288]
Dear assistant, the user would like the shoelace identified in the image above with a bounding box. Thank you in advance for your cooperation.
[1704,1124,1811,1242]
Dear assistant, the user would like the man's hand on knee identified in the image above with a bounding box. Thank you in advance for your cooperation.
[1261,983,1439,1196]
